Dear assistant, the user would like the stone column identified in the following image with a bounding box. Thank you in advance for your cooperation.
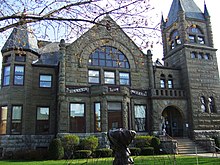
[57,39,68,133]
[101,96,108,132]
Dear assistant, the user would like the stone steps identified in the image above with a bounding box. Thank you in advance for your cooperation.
[176,138,208,154]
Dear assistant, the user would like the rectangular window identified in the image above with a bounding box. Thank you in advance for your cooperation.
[3,66,10,86]
[189,35,196,43]
[168,80,173,89]
[108,102,122,130]
[15,54,26,62]
[11,106,22,134]
[134,105,146,132]
[0,106,7,134]
[119,72,130,85]
[39,75,52,88]
[198,36,205,44]
[70,103,85,133]
[88,70,100,84]
[160,79,166,88]
[36,107,49,134]
[104,71,115,84]
[94,102,101,132]
[14,65,24,85]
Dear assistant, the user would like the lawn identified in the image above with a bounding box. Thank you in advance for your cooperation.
[0,155,219,165]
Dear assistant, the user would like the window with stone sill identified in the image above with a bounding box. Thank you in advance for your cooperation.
[36,107,50,134]
[11,106,22,134]
[0,106,8,134]
[14,65,25,85]
[88,70,100,84]
[39,74,52,88]
[69,103,85,133]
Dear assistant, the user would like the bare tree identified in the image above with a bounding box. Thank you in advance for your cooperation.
[0,0,161,50]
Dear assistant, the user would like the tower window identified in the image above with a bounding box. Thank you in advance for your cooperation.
[208,97,216,113]
[169,30,181,50]
[168,75,173,89]
[188,25,205,45]
[160,74,166,88]
[200,96,207,113]
[11,106,22,134]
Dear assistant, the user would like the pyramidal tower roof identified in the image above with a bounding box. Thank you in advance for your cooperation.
[166,0,205,27]
[2,24,38,53]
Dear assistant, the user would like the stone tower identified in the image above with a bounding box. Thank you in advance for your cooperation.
[161,0,220,137]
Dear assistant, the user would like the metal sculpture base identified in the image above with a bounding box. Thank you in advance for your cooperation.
[107,128,136,165]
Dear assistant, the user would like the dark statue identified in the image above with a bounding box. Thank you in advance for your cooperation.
[107,128,136,165]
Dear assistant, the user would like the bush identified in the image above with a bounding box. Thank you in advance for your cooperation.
[129,147,141,156]
[94,148,113,158]
[150,137,161,154]
[133,135,152,149]
[79,136,99,151]
[48,138,64,160]
[75,150,92,158]
[141,147,154,155]
[61,134,79,158]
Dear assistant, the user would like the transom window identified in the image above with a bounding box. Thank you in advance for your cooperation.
[15,54,26,62]
[88,46,130,68]
[119,72,130,85]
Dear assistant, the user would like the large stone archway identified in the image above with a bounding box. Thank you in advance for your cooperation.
[162,106,184,137]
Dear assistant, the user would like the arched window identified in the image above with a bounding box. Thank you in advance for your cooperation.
[208,97,216,113]
[168,75,173,89]
[200,96,207,113]
[188,25,205,45]
[88,46,130,68]
[169,30,181,50]
[160,74,166,88]
[88,46,130,85]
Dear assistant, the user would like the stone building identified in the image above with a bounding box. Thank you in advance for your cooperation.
[0,0,220,152]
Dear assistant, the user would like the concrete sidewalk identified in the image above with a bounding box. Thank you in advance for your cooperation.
[184,152,220,158]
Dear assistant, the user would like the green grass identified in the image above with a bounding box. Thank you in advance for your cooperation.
[0,155,219,165]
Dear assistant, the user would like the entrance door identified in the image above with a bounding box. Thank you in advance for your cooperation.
[162,106,183,137]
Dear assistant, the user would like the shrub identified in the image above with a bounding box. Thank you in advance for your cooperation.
[150,137,161,154]
[141,147,154,155]
[79,136,99,151]
[133,135,152,148]
[94,148,113,158]
[61,134,79,158]
[48,138,64,160]
[129,147,141,156]
[75,150,92,158]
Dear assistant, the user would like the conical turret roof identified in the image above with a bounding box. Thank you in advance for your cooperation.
[1,24,38,53]
[166,0,205,27]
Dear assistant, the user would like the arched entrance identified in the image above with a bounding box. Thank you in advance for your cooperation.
[162,106,183,137]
